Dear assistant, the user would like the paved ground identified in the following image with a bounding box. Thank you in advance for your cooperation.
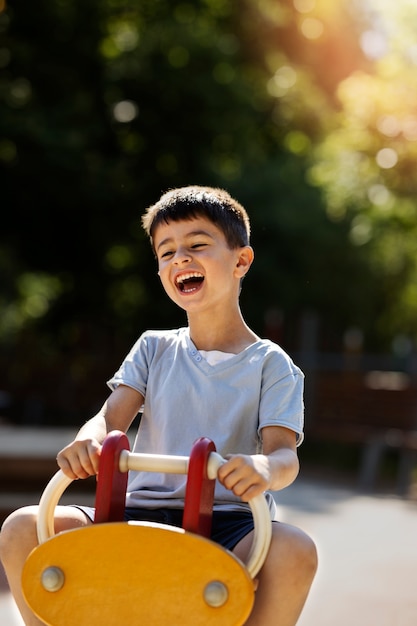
[276,478,417,626]
[1,427,417,625]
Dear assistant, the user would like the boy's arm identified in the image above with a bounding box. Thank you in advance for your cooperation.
[217,425,299,502]
[57,384,144,480]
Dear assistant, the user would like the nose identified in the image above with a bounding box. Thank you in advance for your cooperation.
[173,247,192,265]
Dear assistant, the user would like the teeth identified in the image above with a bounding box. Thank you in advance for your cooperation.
[175,272,203,285]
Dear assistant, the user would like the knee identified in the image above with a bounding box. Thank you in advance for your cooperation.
[293,527,318,578]
[268,523,318,580]
[0,507,39,563]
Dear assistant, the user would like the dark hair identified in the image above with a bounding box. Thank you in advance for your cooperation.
[142,185,250,249]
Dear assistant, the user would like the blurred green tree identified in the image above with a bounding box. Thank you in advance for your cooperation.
[2,0,416,424]
[309,0,417,349]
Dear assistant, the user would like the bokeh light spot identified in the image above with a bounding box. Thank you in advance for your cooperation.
[284,130,311,155]
[376,115,400,138]
[402,116,417,141]
[213,62,235,84]
[293,0,315,14]
[367,184,391,206]
[168,46,189,68]
[360,30,388,60]
[300,17,324,40]
[267,65,297,97]
[113,100,138,123]
[376,147,398,169]
[350,216,372,246]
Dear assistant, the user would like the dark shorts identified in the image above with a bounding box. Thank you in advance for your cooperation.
[73,505,255,551]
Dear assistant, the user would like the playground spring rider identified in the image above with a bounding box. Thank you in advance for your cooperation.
[22,431,272,625]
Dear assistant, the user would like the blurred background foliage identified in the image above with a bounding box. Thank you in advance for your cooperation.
[2,0,417,424]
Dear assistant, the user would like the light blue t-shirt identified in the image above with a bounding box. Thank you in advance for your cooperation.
[107,327,304,512]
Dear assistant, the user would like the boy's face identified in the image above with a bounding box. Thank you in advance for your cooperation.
[152,216,253,314]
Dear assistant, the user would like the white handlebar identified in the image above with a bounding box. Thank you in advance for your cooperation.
[37,451,272,578]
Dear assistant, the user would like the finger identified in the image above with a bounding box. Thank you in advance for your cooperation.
[76,446,98,477]
[56,453,84,480]
[218,466,253,496]
[86,441,101,475]
[217,455,247,482]
[57,442,100,480]
[218,458,267,500]
[237,482,266,502]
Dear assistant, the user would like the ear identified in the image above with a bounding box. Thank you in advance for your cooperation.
[234,246,254,278]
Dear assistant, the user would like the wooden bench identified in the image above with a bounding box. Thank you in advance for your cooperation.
[305,370,417,493]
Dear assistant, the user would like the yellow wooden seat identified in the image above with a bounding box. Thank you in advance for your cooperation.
[22,433,271,626]
[23,522,254,625]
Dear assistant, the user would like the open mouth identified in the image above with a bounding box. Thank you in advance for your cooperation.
[175,272,204,293]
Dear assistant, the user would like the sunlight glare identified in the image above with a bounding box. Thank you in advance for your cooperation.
[360,30,388,60]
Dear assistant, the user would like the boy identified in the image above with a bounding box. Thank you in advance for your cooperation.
[0,185,317,625]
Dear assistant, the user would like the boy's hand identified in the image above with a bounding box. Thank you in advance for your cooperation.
[217,454,271,502]
[56,438,102,480]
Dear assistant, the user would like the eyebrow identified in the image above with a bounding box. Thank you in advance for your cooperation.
[155,229,215,252]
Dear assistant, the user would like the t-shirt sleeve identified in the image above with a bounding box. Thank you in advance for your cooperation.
[258,351,305,446]
[106,333,150,396]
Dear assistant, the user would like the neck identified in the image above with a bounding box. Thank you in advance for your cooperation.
[187,307,258,353]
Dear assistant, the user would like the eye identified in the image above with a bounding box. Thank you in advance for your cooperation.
[160,249,174,259]
[191,243,207,249]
